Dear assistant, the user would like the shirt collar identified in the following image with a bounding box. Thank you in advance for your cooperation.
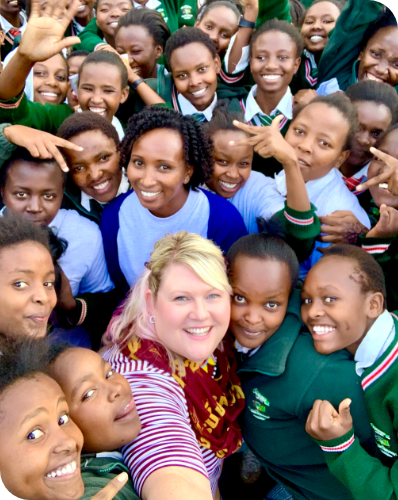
[0,11,26,34]
[244,85,293,124]
[177,92,217,121]
[81,170,129,211]
[355,310,396,376]
[234,340,260,357]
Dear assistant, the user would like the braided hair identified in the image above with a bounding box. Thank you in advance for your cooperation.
[120,107,214,189]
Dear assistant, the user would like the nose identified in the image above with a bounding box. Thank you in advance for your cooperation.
[44,72,58,88]
[307,300,326,320]
[297,136,313,154]
[52,424,78,456]
[189,72,203,88]
[32,283,51,305]
[227,165,240,180]
[208,31,219,47]
[27,196,43,213]
[108,380,122,403]
[88,164,104,183]
[374,58,389,76]
[139,167,157,188]
[189,299,210,321]
[265,55,279,70]
[243,307,262,326]
[356,129,371,148]
[90,89,104,105]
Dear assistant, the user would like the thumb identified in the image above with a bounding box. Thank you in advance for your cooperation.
[271,114,284,130]
[379,204,390,227]
[338,398,352,422]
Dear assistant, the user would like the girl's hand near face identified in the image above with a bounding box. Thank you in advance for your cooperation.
[305,399,353,441]
[3,125,83,172]
[318,211,368,244]
[357,148,398,196]
[90,472,129,499]
[293,89,318,109]
[367,204,398,239]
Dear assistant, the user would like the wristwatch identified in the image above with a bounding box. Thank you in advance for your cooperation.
[130,78,144,90]
[238,17,256,29]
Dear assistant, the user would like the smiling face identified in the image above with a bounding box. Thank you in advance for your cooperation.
[75,0,94,23]
[1,160,64,226]
[170,42,220,111]
[301,1,341,54]
[301,256,382,355]
[127,128,193,218]
[368,128,398,208]
[229,256,292,350]
[195,6,238,56]
[346,100,392,169]
[96,0,132,42]
[33,54,69,106]
[358,26,398,86]
[0,374,84,500]
[250,30,301,98]
[146,263,231,364]
[285,102,350,182]
[0,0,21,17]
[0,242,57,338]
[49,348,141,453]
[115,25,163,80]
[77,62,129,121]
[206,130,253,198]
[63,130,122,203]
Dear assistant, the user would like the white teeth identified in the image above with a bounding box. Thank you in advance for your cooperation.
[192,88,207,96]
[132,68,140,73]
[40,92,58,97]
[93,180,110,190]
[313,325,335,335]
[46,461,77,479]
[89,107,106,116]
[366,73,384,82]
[141,190,161,197]
[298,160,309,167]
[310,36,324,42]
[77,4,85,10]
[110,22,118,27]
[185,327,211,335]
[9,1,18,4]
[379,183,389,189]
[262,75,281,80]
[219,180,238,189]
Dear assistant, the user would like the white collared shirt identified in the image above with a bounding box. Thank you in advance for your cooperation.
[355,310,396,376]
[0,11,27,36]
[177,92,217,121]
[133,0,161,8]
[235,340,260,358]
[81,170,130,212]
[244,85,293,124]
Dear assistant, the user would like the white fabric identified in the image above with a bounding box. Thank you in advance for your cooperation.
[224,32,250,74]
[77,107,124,140]
[337,163,370,183]
[177,92,217,121]
[355,310,396,376]
[0,11,27,37]
[234,340,260,357]
[81,170,129,211]
[50,208,114,295]
[133,0,161,8]
[244,85,293,124]
[317,78,341,96]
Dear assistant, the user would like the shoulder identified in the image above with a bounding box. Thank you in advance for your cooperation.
[102,190,134,224]
[201,188,245,220]
[55,208,101,239]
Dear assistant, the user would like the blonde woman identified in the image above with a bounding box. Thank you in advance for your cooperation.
[102,232,245,500]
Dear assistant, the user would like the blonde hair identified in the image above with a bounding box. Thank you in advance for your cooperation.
[104,232,232,374]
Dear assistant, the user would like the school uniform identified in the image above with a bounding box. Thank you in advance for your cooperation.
[0,11,26,61]
[291,50,319,94]
[100,187,248,292]
[338,163,370,193]
[135,0,179,32]
[313,312,398,500]
[238,287,375,500]
[73,17,105,52]
[177,0,203,28]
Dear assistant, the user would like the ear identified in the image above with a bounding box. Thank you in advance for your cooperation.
[365,292,385,320]
[194,19,199,27]
[120,86,129,104]
[335,149,351,169]
[184,165,194,184]
[358,51,363,62]
[214,54,221,75]
[155,44,163,61]
[294,56,301,74]
[145,288,155,316]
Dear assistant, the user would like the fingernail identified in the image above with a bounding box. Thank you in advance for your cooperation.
[78,147,83,151]
[117,472,128,482]
[229,141,235,145]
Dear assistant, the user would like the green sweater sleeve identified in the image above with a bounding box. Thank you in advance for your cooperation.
[74,17,105,52]
[0,92,73,134]
[257,0,291,26]
[317,0,384,90]
[272,202,320,262]
[316,430,398,500]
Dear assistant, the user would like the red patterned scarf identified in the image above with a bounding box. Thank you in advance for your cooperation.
[123,338,245,458]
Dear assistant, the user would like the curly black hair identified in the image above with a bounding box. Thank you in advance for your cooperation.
[197,0,241,22]
[346,80,398,124]
[203,99,246,136]
[0,212,51,254]
[120,107,214,189]
[165,27,217,69]
[115,8,171,48]
[250,19,304,58]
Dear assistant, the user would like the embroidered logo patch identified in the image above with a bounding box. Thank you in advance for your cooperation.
[249,388,270,421]
[371,423,397,458]
[181,4,193,18]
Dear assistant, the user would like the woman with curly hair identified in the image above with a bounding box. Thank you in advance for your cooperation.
[101,107,247,292]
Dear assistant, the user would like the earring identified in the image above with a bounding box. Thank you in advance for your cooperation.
[149,316,155,324]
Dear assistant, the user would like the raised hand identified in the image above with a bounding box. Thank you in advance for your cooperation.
[306,399,353,441]
[18,0,81,63]
[367,204,398,238]
[356,147,398,195]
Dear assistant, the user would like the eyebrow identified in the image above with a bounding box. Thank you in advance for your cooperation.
[20,396,66,426]
[71,358,106,400]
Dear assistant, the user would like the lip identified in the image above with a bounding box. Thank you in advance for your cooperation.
[309,323,336,337]
[298,158,310,168]
[309,35,325,43]
[45,457,80,481]
[90,178,113,194]
[190,87,208,97]
[261,74,283,81]
[184,326,212,340]
[115,396,136,421]
[140,190,161,200]
[218,179,240,193]
[38,91,61,102]
[108,21,119,27]
[88,106,107,117]
[27,313,50,324]
[239,326,264,338]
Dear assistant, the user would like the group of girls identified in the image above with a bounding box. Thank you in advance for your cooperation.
[1,0,398,499]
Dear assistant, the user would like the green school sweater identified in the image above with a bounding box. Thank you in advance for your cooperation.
[290,49,319,94]
[177,0,198,28]
[317,0,384,91]
[80,455,140,500]
[73,17,104,52]
[239,288,375,500]
[314,315,398,500]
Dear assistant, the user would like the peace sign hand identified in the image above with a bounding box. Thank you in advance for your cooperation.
[356,147,398,195]
[18,0,81,63]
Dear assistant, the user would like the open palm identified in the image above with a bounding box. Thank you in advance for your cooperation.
[18,0,81,62]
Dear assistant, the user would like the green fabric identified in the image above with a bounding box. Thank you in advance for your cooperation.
[155,0,179,33]
[291,50,319,94]
[73,17,104,52]
[80,455,140,500]
[315,318,398,500]
[239,289,375,500]
[317,0,383,91]
[0,92,73,134]
[257,0,291,27]
[177,0,198,28]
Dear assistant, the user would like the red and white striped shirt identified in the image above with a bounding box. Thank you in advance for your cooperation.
[102,345,222,496]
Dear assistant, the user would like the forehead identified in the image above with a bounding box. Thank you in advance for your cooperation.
[66,130,117,160]
[354,101,392,128]
[0,242,53,272]
[170,42,214,69]
[5,160,64,188]
[366,26,398,51]
[252,30,297,53]
[132,128,184,157]
[67,56,87,74]
[80,62,122,85]
[304,256,359,291]
[116,25,152,44]
[34,54,67,72]
[200,5,239,26]
[53,348,104,387]
[159,263,216,293]
[305,1,341,18]
[294,102,349,136]
[212,130,252,155]
[97,0,131,8]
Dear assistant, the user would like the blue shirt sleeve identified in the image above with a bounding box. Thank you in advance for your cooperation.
[201,189,248,253]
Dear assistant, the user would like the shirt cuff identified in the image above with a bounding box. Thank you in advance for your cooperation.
[224,32,250,74]
[359,235,395,255]
[314,428,355,454]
